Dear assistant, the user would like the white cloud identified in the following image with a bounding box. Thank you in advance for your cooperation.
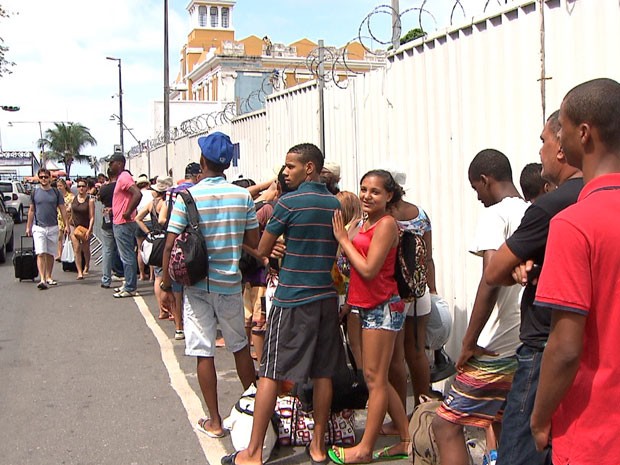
[0,0,186,167]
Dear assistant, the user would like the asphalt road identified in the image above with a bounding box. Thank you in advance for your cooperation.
[0,223,421,465]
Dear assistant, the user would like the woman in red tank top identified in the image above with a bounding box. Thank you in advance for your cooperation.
[329,170,410,463]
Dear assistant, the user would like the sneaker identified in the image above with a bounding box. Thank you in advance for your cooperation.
[174,330,185,340]
[113,290,136,298]
[101,284,110,289]
[37,282,48,290]
[46,279,58,286]
[111,275,124,282]
[114,286,125,292]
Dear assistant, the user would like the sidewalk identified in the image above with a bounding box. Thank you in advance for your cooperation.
[64,252,483,465]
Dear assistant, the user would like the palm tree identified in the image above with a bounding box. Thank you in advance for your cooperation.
[38,122,97,178]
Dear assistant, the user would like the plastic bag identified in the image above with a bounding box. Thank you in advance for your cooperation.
[61,235,75,263]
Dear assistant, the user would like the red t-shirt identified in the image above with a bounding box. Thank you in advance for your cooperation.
[113,171,137,224]
[347,216,399,309]
[534,173,620,465]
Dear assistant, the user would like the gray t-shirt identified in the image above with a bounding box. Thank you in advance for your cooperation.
[32,187,63,227]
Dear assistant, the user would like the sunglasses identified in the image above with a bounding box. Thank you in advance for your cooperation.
[39,175,50,179]
[77,185,87,188]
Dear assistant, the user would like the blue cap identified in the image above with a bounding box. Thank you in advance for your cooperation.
[198,132,233,165]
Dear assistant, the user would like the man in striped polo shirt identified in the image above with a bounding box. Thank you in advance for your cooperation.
[161,132,259,439]
[223,143,341,465]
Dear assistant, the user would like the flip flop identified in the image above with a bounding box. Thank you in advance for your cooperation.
[196,417,225,438]
[372,446,408,461]
[306,445,329,465]
[328,448,346,465]
[328,447,371,465]
[221,451,239,465]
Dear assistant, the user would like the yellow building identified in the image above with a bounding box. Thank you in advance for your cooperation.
[171,0,385,113]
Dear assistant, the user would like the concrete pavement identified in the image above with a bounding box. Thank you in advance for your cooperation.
[0,223,444,465]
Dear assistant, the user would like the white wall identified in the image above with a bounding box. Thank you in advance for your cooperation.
[129,0,620,359]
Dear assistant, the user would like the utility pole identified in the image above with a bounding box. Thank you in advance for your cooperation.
[106,57,124,155]
[391,0,401,51]
[164,0,171,175]
[318,40,325,155]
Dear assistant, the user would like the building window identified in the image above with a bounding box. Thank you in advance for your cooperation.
[210,7,218,27]
[198,6,207,27]
[221,7,229,28]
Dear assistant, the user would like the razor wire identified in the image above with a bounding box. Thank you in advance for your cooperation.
[129,0,521,153]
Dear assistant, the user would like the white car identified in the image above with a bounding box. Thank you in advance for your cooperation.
[0,195,15,263]
[0,180,31,223]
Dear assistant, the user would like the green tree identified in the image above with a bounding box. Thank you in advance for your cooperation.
[38,122,97,178]
[388,27,426,51]
[400,27,425,45]
[0,5,15,77]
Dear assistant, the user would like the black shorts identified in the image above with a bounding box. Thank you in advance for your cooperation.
[259,297,341,383]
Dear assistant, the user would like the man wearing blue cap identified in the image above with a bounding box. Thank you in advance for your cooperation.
[161,132,259,438]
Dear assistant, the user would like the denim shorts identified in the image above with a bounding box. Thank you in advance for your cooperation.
[355,296,405,331]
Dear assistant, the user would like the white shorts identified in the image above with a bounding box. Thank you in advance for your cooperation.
[405,288,432,317]
[183,287,248,358]
[32,224,59,255]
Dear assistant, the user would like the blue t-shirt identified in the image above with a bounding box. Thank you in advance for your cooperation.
[32,187,63,227]
[167,176,258,294]
[266,181,339,307]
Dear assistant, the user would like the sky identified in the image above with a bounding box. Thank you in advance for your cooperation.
[0,0,492,175]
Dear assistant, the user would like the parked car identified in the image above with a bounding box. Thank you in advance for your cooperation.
[0,195,15,263]
[0,180,31,223]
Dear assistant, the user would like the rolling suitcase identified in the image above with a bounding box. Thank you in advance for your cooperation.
[13,236,38,281]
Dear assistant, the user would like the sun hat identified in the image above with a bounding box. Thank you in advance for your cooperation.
[151,176,174,192]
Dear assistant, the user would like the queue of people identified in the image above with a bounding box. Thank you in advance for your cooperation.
[21,77,620,465]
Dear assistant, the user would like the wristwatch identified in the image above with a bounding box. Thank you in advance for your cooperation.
[160,282,173,292]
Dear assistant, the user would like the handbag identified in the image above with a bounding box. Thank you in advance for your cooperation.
[294,324,368,412]
[168,191,209,287]
[141,196,174,268]
[140,231,166,267]
[275,395,356,447]
[73,225,88,242]
[223,384,277,463]
[61,235,75,263]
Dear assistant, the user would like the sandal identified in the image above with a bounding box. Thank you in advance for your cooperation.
[328,447,371,464]
[306,445,329,465]
[196,417,225,438]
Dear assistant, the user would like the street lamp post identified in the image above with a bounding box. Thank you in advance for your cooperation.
[106,56,124,156]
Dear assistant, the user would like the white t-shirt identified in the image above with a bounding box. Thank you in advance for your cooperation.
[136,187,152,222]
[469,196,529,360]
